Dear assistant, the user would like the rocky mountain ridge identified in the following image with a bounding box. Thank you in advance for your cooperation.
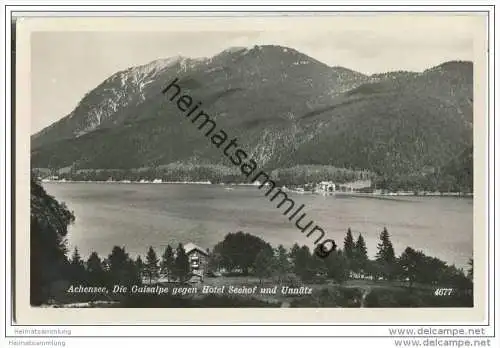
[31,45,473,183]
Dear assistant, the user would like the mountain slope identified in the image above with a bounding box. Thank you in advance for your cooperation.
[31,46,473,181]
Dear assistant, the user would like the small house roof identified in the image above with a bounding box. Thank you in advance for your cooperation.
[183,242,209,256]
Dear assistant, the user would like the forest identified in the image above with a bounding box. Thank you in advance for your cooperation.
[33,141,472,195]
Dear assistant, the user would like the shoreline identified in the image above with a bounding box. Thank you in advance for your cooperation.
[41,180,473,197]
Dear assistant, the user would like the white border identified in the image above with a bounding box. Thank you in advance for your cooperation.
[1,2,497,344]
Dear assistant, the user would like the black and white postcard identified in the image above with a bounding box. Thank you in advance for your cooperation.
[13,12,489,325]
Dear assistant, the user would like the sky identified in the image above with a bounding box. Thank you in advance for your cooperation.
[29,14,482,134]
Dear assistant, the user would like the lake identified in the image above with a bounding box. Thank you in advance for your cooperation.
[43,182,473,270]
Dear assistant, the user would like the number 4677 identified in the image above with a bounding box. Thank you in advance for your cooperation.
[434,288,453,296]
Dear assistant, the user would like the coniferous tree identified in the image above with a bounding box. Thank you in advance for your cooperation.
[145,246,160,283]
[70,247,84,267]
[354,234,369,276]
[86,252,102,272]
[86,252,105,286]
[108,246,128,274]
[207,245,223,275]
[106,246,138,286]
[376,227,396,262]
[174,244,191,283]
[343,228,356,260]
[69,247,86,282]
[274,245,291,282]
[160,245,175,279]
[375,227,396,280]
[135,256,145,280]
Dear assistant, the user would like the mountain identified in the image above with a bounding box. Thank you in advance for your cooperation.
[31,45,473,182]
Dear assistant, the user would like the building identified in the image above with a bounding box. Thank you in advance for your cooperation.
[183,242,210,281]
[316,181,336,194]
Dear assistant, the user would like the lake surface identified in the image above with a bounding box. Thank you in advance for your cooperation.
[43,182,473,270]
